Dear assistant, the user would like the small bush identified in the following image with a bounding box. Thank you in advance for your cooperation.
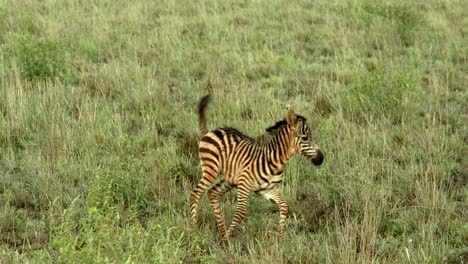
[77,39,103,63]
[7,34,73,81]
[87,172,149,213]
[343,66,417,123]
[52,200,187,263]
[362,3,423,46]
[86,151,151,214]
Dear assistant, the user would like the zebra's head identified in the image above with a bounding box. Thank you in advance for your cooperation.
[286,107,324,166]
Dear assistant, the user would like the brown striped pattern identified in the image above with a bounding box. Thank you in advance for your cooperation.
[190,95,324,242]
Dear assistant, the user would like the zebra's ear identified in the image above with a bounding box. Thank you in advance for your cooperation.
[286,106,297,126]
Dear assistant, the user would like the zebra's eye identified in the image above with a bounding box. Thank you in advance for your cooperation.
[300,135,308,140]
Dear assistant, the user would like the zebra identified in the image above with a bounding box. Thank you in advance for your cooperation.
[190,94,324,243]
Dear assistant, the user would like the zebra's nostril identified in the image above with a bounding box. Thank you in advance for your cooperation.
[312,150,324,166]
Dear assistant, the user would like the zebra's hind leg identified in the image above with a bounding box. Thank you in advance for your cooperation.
[257,189,288,237]
[190,170,218,224]
[207,179,233,240]
[225,182,251,241]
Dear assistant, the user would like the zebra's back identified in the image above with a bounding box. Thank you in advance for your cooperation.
[199,127,255,185]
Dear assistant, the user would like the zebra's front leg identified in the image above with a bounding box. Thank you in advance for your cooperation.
[258,189,288,237]
[225,183,251,241]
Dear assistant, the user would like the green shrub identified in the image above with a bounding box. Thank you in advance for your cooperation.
[7,34,73,81]
[87,171,149,213]
[343,66,417,123]
[77,39,103,63]
[362,3,423,46]
[52,201,187,263]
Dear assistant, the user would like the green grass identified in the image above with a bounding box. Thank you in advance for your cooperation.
[1,0,466,263]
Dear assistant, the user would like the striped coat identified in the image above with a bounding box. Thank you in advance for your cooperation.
[190,95,324,243]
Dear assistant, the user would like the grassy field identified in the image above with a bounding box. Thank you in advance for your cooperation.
[0,0,467,263]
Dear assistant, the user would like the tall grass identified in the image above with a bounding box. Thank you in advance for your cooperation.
[1,0,466,263]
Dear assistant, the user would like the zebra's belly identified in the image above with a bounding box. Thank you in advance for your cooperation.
[251,174,283,192]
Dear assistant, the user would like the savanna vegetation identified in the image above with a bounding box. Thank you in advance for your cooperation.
[0,0,466,263]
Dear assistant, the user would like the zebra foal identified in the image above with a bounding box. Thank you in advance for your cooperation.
[190,95,324,243]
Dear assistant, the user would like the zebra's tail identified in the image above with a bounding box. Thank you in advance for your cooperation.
[198,94,211,135]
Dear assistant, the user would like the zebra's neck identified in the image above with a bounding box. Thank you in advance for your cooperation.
[263,125,294,170]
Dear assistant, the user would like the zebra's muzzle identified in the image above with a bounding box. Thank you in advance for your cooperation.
[311,149,324,166]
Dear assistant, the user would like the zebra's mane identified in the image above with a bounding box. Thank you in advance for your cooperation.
[265,119,288,133]
[265,115,307,133]
[255,115,306,144]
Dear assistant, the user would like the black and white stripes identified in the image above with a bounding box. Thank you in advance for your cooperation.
[190,95,324,243]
